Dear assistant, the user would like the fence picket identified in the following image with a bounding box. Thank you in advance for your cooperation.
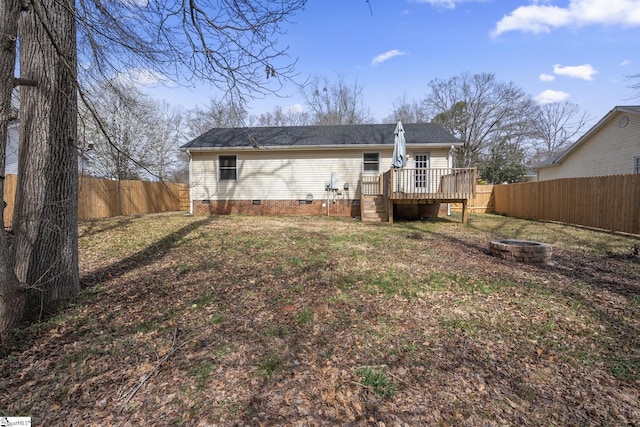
[3,175,189,228]
[494,174,640,235]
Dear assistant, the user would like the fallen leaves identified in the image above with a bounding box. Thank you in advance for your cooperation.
[0,213,638,425]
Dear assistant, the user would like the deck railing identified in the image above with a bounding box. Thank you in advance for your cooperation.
[361,174,382,196]
[438,168,477,199]
[362,168,476,199]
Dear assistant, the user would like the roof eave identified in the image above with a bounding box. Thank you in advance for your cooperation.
[181,142,462,152]
[553,105,640,165]
[535,162,558,170]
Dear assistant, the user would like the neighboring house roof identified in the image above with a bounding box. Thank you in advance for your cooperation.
[535,146,571,169]
[182,123,461,151]
[536,105,640,170]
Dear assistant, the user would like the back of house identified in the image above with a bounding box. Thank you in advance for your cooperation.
[181,123,462,219]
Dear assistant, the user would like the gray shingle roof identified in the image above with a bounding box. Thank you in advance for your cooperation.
[181,123,461,150]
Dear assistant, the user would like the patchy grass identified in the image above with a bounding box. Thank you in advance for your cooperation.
[465,213,638,255]
[294,307,314,326]
[258,354,285,377]
[1,212,639,425]
[356,365,396,398]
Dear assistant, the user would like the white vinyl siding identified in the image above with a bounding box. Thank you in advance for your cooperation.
[539,111,640,180]
[190,147,451,201]
[429,153,450,169]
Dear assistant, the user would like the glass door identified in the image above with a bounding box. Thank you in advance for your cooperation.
[414,152,430,191]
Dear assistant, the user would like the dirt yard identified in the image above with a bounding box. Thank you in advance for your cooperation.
[1,212,639,426]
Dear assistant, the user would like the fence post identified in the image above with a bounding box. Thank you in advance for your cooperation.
[493,175,640,235]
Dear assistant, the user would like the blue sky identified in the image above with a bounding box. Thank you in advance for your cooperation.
[151,0,640,125]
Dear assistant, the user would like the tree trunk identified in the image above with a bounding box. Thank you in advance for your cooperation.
[12,0,80,317]
[0,0,26,342]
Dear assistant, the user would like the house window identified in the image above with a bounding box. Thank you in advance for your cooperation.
[219,155,237,181]
[363,153,380,173]
[635,157,640,174]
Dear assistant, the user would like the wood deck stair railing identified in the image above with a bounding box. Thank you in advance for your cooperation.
[360,168,476,223]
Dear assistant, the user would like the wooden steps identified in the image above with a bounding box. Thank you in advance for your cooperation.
[361,195,388,222]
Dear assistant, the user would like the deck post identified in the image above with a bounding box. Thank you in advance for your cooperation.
[374,167,476,224]
[461,199,468,224]
[388,170,394,224]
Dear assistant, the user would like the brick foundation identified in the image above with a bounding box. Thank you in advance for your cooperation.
[192,199,359,217]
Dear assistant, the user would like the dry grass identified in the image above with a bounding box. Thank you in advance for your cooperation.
[1,212,639,426]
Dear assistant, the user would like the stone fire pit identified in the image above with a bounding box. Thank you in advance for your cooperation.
[489,239,552,263]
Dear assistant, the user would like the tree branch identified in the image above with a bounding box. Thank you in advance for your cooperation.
[13,77,37,87]
[117,328,185,414]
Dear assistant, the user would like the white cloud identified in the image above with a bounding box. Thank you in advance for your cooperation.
[535,89,570,104]
[411,0,486,9]
[540,73,555,82]
[285,104,305,114]
[116,68,170,86]
[492,0,640,36]
[553,64,598,80]
[371,49,407,66]
[411,0,458,8]
[620,59,632,66]
[412,0,490,9]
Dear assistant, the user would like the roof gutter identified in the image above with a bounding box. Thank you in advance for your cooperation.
[180,142,463,152]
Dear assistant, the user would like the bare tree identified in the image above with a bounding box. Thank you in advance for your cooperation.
[529,101,589,164]
[186,98,248,138]
[257,105,310,127]
[629,73,640,99]
[79,81,186,181]
[425,72,538,167]
[75,0,307,102]
[0,0,26,341]
[383,93,428,124]
[10,0,80,319]
[0,0,307,339]
[147,102,187,182]
[80,81,155,180]
[300,75,373,125]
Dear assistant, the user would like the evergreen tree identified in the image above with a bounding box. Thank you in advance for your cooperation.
[479,141,526,184]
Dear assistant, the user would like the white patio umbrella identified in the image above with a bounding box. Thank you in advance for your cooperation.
[392,120,407,168]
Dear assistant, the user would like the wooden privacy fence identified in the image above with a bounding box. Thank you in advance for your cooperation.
[493,174,640,235]
[3,175,189,228]
[450,184,495,214]
[3,174,17,228]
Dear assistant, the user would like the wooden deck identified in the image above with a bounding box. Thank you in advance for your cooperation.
[360,168,477,223]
